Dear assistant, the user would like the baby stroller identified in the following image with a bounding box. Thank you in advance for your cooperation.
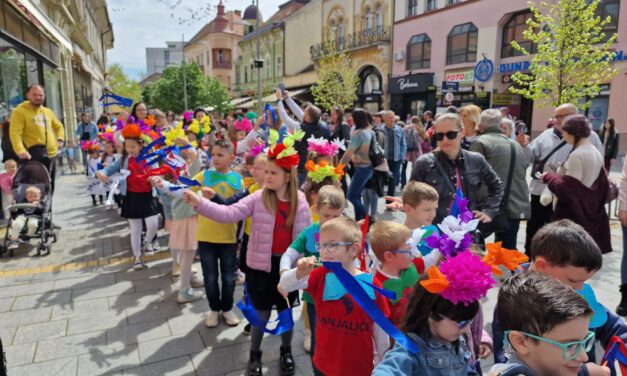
[0,161,57,257]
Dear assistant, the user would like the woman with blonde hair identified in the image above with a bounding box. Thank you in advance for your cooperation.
[460,104,481,149]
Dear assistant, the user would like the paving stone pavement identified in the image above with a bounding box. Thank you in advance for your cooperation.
[0,171,623,375]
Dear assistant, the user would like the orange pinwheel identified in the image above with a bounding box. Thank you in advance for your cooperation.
[420,266,450,294]
[482,242,529,276]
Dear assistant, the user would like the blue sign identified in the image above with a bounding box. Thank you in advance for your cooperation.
[474,58,494,83]
[499,61,531,74]
[442,81,459,92]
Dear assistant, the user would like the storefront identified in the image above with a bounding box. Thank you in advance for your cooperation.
[494,61,534,127]
[0,1,62,122]
[436,68,490,110]
[356,65,384,113]
[388,73,435,118]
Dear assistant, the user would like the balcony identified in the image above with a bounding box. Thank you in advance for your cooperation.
[213,61,232,70]
[310,26,391,60]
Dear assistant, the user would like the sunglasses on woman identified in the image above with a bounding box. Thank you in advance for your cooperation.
[433,130,460,141]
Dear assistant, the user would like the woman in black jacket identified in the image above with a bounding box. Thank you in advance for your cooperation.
[600,118,619,172]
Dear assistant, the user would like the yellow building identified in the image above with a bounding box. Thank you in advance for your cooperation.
[184,1,243,94]
[284,0,393,111]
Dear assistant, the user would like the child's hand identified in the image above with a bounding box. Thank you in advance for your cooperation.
[277,284,288,298]
[175,136,190,147]
[201,187,216,199]
[478,343,492,359]
[148,176,164,188]
[296,256,316,280]
[95,172,109,183]
[384,196,403,211]
[254,114,265,129]
[586,363,610,376]
[182,189,201,208]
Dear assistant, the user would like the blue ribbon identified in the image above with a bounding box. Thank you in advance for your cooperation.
[236,286,294,335]
[604,341,627,376]
[136,136,166,162]
[322,261,419,354]
[169,176,202,191]
[264,103,277,124]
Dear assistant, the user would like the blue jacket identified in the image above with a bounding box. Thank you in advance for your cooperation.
[98,157,157,197]
[76,122,98,141]
[382,124,407,162]
[373,331,474,376]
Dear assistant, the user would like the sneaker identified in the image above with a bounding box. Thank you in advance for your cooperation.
[144,244,155,257]
[171,263,181,277]
[243,323,251,336]
[235,270,245,285]
[152,239,162,252]
[222,310,240,326]
[190,275,204,288]
[177,288,203,303]
[132,257,146,270]
[303,329,311,353]
[204,311,220,328]
[7,241,18,250]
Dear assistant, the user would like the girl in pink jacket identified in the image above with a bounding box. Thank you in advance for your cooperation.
[183,130,311,376]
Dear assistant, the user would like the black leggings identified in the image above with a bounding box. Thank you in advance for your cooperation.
[250,309,293,352]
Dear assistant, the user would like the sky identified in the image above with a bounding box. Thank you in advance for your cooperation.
[107,0,285,81]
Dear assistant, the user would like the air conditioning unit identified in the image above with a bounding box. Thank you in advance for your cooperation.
[394,51,405,61]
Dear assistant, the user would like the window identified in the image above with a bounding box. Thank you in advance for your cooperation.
[164,50,170,65]
[408,0,418,17]
[446,22,478,65]
[218,49,225,62]
[597,0,620,41]
[447,0,461,5]
[502,11,536,58]
[236,65,241,85]
[338,23,345,48]
[276,56,282,78]
[375,7,383,32]
[359,66,382,94]
[406,33,431,69]
[365,8,373,34]
[244,66,248,83]
[426,0,437,11]
[266,57,271,79]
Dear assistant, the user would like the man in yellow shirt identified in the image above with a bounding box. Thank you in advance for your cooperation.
[10,85,65,193]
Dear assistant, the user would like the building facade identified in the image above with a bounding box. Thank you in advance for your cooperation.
[0,0,113,139]
[146,41,183,76]
[184,2,243,94]
[392,0,625,133]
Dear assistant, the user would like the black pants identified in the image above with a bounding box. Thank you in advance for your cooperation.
[494,219,521,250]
[525,194,553,254]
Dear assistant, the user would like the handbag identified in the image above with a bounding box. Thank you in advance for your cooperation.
[368,129,386,168]
[478,143,517,236]
[531,140,567,179]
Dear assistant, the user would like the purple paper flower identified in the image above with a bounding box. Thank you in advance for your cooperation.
[455,195,474,223]
[424,233,473,258]
[128,115,136,124]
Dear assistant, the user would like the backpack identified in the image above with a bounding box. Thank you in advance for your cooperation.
[405,127,418,151]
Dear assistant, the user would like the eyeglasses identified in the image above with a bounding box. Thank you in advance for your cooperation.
[439,314,473,329]
[390,250,413,257]
[433,130,460,141]
[505,331,595,360]
[314,242,355,253]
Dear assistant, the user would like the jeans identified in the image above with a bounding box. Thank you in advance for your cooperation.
[361,189,378,217]
[348,166,373,221]
[622,225,627,285]
[494,219,521,250]
[387,160,402,197]
[525,194,553,255]
[198,241,238,312]
[401,160,409,188]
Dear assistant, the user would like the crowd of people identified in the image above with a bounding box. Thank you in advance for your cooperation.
[2,84,627,376]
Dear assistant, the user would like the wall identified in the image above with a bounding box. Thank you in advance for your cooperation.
[284,0,322,79]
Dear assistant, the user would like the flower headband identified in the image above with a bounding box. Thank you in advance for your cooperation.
[234,117,253,133]
[306,136,345,157]
[121,123,157,145]
[99,126,115,144]
[267,129,304,170]
[185,115,211,139]
[81,140,100,152]
[164,122,198,148]
[305,160,345,183]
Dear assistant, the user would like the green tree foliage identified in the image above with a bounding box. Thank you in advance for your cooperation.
[149,63,231,113]
[107,64,142,103]
[510,0,618,108]
[311,42,359,112]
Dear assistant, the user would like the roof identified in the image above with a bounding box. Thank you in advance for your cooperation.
[243,3,260,20]
[240,0,308,43]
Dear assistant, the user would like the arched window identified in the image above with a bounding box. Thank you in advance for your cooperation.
[502,11,536,58]
[446,22,478,65]
[406,33,431,69]
[359,66,382,94]
[375,6,383,32]
[338,23,345,48]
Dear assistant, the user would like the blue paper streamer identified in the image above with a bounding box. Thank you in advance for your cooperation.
[449,188,464,217]
[264,103,277,124]
[236,286,294,335]
[136,136,165,162]
[322,261,420,354]
[604,341,627,376]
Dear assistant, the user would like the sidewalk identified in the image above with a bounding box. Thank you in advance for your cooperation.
[0,173,622,375]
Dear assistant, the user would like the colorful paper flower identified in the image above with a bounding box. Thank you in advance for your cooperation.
[186,117,211,139]
[305,160,345,183]
[81,140,100,152]
[424,215,478,258]
[482,242,529,276]
[267,129,304,170]
[144,115,156,128]
[234,117,253,133]
[307,136,342,157]
[121,123,142,140]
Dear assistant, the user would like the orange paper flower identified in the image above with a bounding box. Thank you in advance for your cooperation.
[121,123,142,140]
[420,266,450,294]
[482,242,529,276]
[144,115,156,127]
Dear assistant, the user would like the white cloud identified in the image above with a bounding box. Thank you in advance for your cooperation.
[107,0,286,80]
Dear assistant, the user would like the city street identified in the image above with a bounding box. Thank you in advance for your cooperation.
[0,171,622,375]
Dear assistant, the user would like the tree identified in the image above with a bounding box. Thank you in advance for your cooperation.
[149,63,232,113]
[107,64,142,103]
[509,0,618,108]
[311,42,359,112]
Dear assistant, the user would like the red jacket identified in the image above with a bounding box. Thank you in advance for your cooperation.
[544,170,612,253]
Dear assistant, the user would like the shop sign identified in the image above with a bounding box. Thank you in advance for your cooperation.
[492,93,521,106]
[442,81,459,92]
[444,69,474,84]
[388,73,434,94]
[474,58,494,83]
[499,61,531,74]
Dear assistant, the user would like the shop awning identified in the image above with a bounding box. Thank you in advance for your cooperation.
[230,97,252,107]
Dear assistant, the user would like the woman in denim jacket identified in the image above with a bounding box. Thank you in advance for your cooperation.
[373,281,479,376]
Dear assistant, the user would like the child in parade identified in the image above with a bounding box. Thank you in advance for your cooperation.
[279,185,345,357]
[401,181,439,231]
[83,140,105,206]
[96,123,161,270]
[183,130,311,376]
[7,185,43,249]
[100,139,118,209]
[279,216,390,376]
[489,272,593,376]
[491,219,623,376]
